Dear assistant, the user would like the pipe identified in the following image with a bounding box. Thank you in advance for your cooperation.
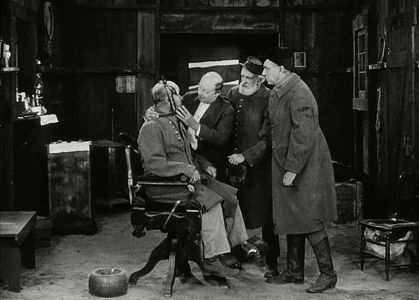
[410,9,416,155]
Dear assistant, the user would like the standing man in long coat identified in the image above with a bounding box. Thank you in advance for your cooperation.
[226,56,279,277]
[262,51,337,293]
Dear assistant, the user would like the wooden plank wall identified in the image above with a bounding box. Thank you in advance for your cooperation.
[372,0,418,217]
[70,8,141,140]
[160,0,280,7]
[283,8,354,165]
[354,0,419,218]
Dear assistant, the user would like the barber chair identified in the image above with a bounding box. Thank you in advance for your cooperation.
[121,134,204,297]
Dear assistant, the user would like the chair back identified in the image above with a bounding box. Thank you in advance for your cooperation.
[119,131,144,206]
[125,145,139,205]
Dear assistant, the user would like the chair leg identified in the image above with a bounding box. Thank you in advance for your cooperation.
[182,239,201,268]
[164,238,179,297]
[129,238,170,284]
[360,225,365,271]
[385,233,390,281]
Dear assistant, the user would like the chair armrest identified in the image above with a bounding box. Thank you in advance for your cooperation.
[137,174,189,186]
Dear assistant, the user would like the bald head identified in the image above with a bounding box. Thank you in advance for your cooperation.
[198,72,223,103]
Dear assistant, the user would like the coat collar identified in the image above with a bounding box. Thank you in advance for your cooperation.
[272,72,300,99]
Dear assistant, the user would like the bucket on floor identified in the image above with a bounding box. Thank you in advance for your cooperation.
[88,268,128,297]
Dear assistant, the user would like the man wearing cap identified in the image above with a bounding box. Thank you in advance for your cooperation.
[262,51,337,293]
[226,56,280,278]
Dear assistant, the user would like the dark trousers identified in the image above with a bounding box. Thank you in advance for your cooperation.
[262,215,280,267]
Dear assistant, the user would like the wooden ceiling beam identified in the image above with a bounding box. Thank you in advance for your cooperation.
[75,0,156,10]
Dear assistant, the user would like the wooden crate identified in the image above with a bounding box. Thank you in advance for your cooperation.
[335,180,363,225]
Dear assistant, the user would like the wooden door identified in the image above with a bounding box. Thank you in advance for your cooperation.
[377,6,418,214]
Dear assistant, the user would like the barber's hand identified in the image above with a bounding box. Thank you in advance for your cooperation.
[228,153,245,165]
[176,106,199,131]
[144,106,159,121]
[190,170,201,183]
[206,166,217,178]
[283,171,297,186]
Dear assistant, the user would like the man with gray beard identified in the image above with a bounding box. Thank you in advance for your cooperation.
[226,56,280,277]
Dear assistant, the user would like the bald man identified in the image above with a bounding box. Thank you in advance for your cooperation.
[177,72,234,182]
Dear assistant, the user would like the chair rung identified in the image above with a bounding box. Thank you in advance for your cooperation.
[132,207,145,211]
[145,212,186,219]
[138,181,188,186]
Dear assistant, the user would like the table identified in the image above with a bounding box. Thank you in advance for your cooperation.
[0,211,37,292]
[360,219,419,280]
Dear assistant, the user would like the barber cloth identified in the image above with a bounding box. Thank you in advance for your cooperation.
[188,101,210,150]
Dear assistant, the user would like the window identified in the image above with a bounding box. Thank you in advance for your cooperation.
[352,11,368,111]
[188,59,239,93]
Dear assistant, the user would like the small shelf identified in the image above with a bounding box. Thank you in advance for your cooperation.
[37,66,72,75]
[0,67,19,73]
[36,66,155,75]
[75,67,154,75]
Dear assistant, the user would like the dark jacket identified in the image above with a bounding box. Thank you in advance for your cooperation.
[227,85,272,229]
[182,91,234,181]
[265,73,337,235]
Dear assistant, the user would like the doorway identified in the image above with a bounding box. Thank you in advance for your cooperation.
[160,33,278,95]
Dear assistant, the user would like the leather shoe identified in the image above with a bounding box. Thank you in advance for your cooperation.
[203,257,240,278]
[220,253,242,269]
[266,269,304,284]
[263,265,279,278]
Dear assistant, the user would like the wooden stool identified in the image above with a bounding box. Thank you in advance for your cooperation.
[0,211,37,292]
[360,219,419,280]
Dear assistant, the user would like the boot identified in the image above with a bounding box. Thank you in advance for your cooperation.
[266,234,305,284]
[262,223,280,278]
[306,237,337,293]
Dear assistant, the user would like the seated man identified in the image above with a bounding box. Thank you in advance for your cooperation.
[137,80,249,278]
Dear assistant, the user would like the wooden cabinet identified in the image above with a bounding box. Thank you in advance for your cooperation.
[0,68,19,210]
[47,141,92,219]
[91,140,128,210]
[13,117,58,216]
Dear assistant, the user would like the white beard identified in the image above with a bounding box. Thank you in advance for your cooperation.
[239,83,260,96]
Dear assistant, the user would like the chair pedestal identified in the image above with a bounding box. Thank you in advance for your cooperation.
[129,208,202,297]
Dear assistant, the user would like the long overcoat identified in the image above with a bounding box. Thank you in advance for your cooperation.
[267,73,337,235]
[227,85,272,229]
